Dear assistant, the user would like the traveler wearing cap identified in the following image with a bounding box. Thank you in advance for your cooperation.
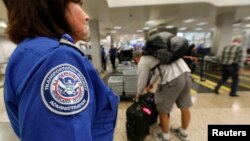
[137,32,192,141]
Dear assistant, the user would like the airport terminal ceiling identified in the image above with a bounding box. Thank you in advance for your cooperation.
[106,0,250,7]
[83,0,250,41]
[1,0,250,41]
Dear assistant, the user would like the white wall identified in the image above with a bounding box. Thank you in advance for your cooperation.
[0,36,16,63]
[0,36,16,74]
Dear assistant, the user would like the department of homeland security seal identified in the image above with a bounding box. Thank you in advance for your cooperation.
[41,64,89,115]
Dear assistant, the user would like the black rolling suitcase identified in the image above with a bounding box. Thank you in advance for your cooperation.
[126,102,150,141]
[139,93,158,125]
[126,93,158,141]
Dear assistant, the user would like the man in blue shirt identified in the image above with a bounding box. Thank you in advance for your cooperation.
[101,46,107,71]
[109,45,117,71]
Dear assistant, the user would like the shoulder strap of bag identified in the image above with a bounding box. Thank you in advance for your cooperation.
[166,35,174,52]
[149,63,163,84]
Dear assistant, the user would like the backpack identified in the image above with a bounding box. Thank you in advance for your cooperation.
[143,32,189,87]
[143,32,189,64]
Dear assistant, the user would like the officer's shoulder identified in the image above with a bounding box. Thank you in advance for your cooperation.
[57,38,84,56]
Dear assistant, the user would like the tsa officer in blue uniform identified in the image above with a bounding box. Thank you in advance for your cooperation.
[3,0,119,141]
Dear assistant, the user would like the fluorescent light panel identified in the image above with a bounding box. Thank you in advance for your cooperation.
[110,30,117,33]
[179,27,187,31]
[195,27,203,31]
[245,24,250,28]
[183,18,195,23]
[0,21,7,28]
[245,16,250,21]
[113,26,122,30]
[233,23,241,27]
[197,22,208,26]
[146,20,157,26]
[210,28,215,31]
[136,29,143,33]
[166,25,175,29]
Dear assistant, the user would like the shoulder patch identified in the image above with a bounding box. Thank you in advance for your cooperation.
[41,64,89,115]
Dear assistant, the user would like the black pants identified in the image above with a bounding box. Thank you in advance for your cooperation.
[187,61,196,73]
[110,56,116,70]
[215,64,239,96]
[102,59,106,71]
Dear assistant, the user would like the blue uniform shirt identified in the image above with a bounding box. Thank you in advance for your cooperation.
[109,48,117,57]
[4,37,119,141]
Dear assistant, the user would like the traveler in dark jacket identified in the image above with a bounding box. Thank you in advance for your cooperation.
[183,44,197,73]
[101,46,107,71]
[109,45,117,71]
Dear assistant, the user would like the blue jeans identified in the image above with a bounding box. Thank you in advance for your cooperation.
[215,64,239,95]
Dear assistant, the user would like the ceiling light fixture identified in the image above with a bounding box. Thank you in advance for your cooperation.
[114,26,122,30]
[183,18,195,23]
[197,22,208,26]
[0,21,7,28]
[110,30,117,33]
[233,23,241,27]
[179,27,187,31]
[136,29,143,33]
[195,27,203,31]
[210,28,215,31]
[244,16,250,21]
[146,20,157,26]
[166,25,175,29]
[245,24,250,28]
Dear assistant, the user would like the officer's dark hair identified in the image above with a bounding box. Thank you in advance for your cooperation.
[3,0,83,44]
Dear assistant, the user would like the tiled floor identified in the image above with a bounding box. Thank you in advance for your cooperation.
[1,86,250,141]
[114,92,250,141]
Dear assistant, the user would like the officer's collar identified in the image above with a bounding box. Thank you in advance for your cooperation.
[59,34,85,56]
[59,38,77,48]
